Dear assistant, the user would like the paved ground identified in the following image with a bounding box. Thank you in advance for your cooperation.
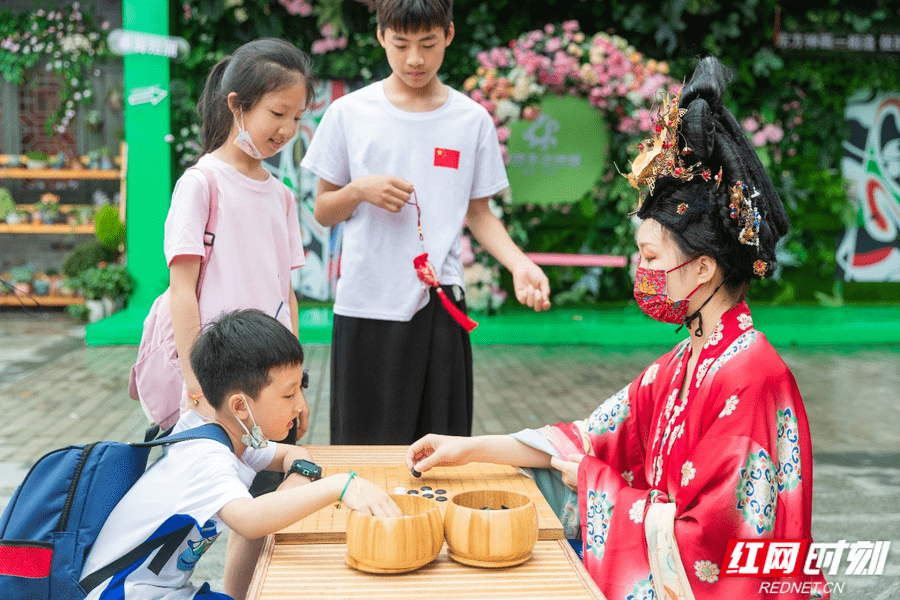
[0,311,898,598]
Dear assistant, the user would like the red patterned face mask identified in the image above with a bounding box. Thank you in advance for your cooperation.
[633,259,701,325]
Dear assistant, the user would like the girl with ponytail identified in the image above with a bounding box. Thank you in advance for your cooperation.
[407,57,829,599]
[163,38,316,599]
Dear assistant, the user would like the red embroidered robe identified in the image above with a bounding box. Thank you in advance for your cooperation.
[533,303,828,599]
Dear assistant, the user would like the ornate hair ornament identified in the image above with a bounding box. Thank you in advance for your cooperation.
[730,183,769,278]
[623,92,711,201]
[729,182,762,248]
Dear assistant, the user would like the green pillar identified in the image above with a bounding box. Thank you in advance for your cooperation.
[86,0,170,345]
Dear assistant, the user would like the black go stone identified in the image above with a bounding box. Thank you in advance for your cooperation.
[411,468,422,478]
[420,486,432,491]
[501,505,510,510]
[436,496,448,501]
[422,493,434,499]
[434,489,447,494]
[407,490,419,495]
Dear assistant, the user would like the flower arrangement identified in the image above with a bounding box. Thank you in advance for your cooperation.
[0,3,111,134]
[463,21,679,164]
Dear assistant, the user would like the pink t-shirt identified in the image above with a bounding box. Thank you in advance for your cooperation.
[164,154,305,333]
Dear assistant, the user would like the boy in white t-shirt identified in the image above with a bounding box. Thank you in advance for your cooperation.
[80,309,401,600]
[301,0,551,445]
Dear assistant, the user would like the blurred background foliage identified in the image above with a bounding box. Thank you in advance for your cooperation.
[168,0,900,305]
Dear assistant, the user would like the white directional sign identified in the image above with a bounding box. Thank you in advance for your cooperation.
[128,85,169,106]
[108,29,189,60]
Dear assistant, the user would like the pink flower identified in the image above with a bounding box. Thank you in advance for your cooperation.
[752,131,767,147]
[637,108,655,131]
[562,20,580,33]
[741,117,759,132]
[320,23,333,37]
[522,106,540,121]
[311,39,328,54]
[617,116,638,134]
[490,47,509,67]
[762,123,783,143]
[496,125,511,142]
[545,37,562,53]
[544,24,555,35]
[477,50,493,69]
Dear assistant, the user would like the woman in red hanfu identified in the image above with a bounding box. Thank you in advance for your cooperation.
[407,57,829,600]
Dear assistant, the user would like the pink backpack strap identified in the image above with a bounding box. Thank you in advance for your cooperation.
[189,165,219,298]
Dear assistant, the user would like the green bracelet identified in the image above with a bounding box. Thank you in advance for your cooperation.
[339,471,357,503]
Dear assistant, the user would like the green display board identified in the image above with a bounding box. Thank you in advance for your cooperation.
[505,96,609,206]
[86,0,171,345]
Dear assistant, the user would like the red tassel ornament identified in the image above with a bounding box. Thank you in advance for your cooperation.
[409,190,479,333]
[413,253,479,333]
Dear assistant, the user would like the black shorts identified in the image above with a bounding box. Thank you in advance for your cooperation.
[330,286,474,445]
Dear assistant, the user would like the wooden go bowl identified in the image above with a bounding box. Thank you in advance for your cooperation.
[345,493,444,574]
[443,489,539,568]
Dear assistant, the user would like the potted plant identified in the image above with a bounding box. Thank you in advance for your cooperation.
[32,273,51,296]
[0,188,15,223]
[9,265,35,295]
[69,265,106,322]
[102,263,134,312]
[25,151,50,170]
[98,146,113,170]
[5,208,26,225]
[86,109,103,133]
[45,268,64,296]
[40,193,61,224]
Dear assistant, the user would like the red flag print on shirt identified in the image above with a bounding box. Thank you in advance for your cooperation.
[434,148,460,169]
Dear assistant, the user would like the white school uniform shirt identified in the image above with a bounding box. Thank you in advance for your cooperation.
[301,80,509,322]
[81,413,260,600]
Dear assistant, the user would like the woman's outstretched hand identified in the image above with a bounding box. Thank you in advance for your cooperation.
[406,434,476,474]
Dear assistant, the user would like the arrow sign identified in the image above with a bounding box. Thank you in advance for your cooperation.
[128,85,168,106]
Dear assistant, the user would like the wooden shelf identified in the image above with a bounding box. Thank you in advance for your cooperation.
[0,168,120,180]
[0,223,94,234]
[0,295,84,306]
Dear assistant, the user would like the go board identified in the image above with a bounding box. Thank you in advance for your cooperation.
[247,538,606,600]
[278,446,564,543]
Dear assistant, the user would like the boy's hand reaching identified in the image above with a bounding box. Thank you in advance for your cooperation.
[351,175,413,213]
[340,474,404,517]
[513,262,551,312]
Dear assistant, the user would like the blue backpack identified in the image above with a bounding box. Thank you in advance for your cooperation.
[0,424,232,599]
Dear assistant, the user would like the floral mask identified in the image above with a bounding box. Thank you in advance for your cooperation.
[633,259,701,325]
[233,111,264,159]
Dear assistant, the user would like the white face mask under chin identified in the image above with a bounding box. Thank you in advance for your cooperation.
[233,112,264,159]
[233,395,268,449]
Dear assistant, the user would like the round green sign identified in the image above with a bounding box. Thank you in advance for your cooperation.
[506,95,609,206]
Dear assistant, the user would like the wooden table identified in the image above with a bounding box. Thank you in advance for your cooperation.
[250,446,605,600]
[247,538,606,600]
[277,446,563,543]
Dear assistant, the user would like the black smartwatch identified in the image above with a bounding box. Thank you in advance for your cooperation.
[288,459,322,481]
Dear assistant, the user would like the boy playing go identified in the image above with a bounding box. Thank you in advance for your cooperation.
[301,0,552,446]
[81,309,401,600]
